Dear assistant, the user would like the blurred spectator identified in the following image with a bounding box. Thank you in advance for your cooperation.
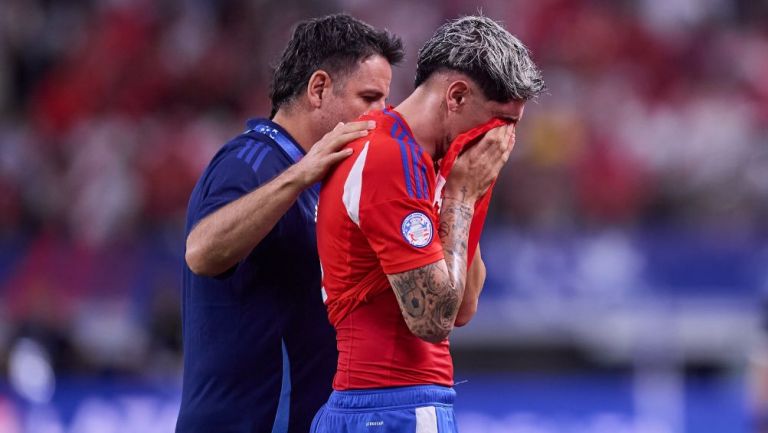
[0,0,765,376]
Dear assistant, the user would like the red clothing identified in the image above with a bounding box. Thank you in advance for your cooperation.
[317,108,506,390]
[317,108,450,390]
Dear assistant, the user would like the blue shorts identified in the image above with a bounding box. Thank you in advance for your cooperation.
[310,385,457,433]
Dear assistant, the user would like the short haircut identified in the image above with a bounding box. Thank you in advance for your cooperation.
[269,13,404,116]
[415,16,545,102]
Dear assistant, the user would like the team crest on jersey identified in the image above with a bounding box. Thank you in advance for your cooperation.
[401,212,433,248]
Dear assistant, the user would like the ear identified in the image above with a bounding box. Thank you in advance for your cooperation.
[306,70,332,109]
[445,80,470,113]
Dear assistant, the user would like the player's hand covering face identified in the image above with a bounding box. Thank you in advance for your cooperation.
[442,78,525,158]
[297,120,376,186]
[444,123,516,200]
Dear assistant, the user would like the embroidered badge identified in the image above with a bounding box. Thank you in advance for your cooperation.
[401,212,433,248]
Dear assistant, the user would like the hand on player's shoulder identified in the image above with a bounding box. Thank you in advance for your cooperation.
[298,120,376,187]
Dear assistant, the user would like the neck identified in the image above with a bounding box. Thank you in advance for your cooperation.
[394,87,444,158]
[271,106,318,153]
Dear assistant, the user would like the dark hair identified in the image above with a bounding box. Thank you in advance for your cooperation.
[415,16,544,102]
[269,13,404,116]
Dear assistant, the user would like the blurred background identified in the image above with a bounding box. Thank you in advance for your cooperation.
[0,0,767,432]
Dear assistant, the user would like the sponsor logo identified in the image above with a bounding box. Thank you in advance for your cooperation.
[366,421,384,427]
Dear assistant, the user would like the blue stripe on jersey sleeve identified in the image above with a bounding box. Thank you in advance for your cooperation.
[188,137,282,230]
[406,135,424,199]
[237,141,253,159]
[392,122,415,199]
[251,147,272,173]
[244,140,261,163]
[420,162,430,199]
[384,109,434,200]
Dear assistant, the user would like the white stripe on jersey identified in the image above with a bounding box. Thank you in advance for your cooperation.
[342,141,369,226]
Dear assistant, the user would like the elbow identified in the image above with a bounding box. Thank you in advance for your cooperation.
[185,244,208,276]
[454,301,478,327]
[407,322,453,344]
[185,237,219,277]
[415,329,452,344]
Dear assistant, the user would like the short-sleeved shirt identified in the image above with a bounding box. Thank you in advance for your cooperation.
[317,108,453,390]
[176,119,337,433]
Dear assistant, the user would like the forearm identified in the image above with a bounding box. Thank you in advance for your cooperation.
[456,248,485,327]
[437,196,475,298]
[387,196,475,343]
[185,164,306,276]
[389,121,514,338]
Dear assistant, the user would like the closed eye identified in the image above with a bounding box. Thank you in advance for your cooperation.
[500,116,518,125]
[361,92,385,103]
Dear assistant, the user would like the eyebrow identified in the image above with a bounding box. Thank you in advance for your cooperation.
[359,89,385,96]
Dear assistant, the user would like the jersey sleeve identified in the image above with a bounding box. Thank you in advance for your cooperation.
[351,137,444,274]
[191,138,283,228]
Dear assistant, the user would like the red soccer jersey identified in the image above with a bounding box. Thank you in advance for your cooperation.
[317,108,453,390]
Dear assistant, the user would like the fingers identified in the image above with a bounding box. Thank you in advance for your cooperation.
[500,125,516,163]
[303,145,355,184]
[485,124,515,160]
[315,147,354,183]
[326,130,367,150]
[332,120,376,134]
[342,120,376,133]
[464,124,515,174]
[464,124,507,159]
[444,123,519,199]
[321,121,375,151]
[325,148,354,165]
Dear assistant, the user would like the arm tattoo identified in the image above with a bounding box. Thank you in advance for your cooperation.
[389,197,474,343]
[438,197,474,287]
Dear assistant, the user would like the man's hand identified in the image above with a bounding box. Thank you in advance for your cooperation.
[294,120,375,187]
[443,124,515,202]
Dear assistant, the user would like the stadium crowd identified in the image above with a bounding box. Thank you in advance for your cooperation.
[0,0,766,375]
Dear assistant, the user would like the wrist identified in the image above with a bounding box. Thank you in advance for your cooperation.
[443,184,478,204]
[283,163,312,192]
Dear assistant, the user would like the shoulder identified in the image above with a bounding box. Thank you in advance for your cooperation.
[355,130,410,170]
[362,129,432,185]
[208,134,287,179]
[192,133,290,207]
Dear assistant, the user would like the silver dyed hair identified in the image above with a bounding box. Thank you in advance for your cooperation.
[415,15,545,101]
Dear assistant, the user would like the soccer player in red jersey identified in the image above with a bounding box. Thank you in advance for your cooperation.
[313,16,545,433]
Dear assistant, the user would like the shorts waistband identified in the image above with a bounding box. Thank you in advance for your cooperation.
[327,385,455,409]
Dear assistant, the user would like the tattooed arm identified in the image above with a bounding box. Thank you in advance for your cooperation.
[387,196,475,343]
[387,124,515,343]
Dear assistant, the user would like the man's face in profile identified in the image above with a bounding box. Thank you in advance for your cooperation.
[322,54,393,127]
